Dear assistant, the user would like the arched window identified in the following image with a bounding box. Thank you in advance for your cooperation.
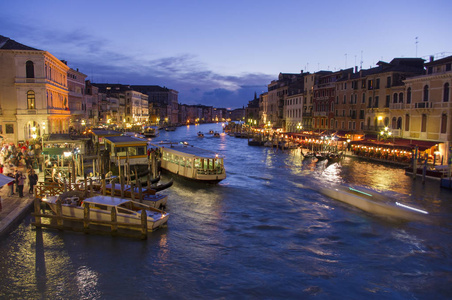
[27,90,35,109]
[391,117,397,129]
[441,113,447,134]
[367,117,371,129]
[405,114,410,131]
[407,87,411,104]
[399,92,403,103]
[393,93,398,103]
[26,61,34,78]
[444,83,450,102]
[384,117,389,127]
[397,117,402,129]
[423,85,429,102]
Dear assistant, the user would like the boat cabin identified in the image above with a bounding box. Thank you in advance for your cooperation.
[104,136,148,166]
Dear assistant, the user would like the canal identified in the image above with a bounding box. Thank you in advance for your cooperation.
[1,123,451,299]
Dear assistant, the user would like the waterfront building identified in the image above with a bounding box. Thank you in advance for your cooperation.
[402,55,452,164]
[302,72,319,130]
[0,35,70,144]
[284,79,304,132]
[132,85,179,125]
[67,67,87,132]
[84,81,100,127]
[313,69,352,131]
[245,93,259,126]
[259,92,268,126]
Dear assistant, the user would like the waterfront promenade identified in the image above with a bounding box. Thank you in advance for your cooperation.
[0,172,43,237]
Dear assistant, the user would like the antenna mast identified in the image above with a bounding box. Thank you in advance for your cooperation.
[415,37,419,57]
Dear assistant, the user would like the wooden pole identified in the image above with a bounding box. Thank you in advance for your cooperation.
[83,204,90,231]
[102,174,106,196]
[111,208,118,233]
[84,173,88,198]
[56,200,63,227]
[89,178,94,197]
[141,208,148,239]
[120,175,124,198]
[34,198,41,227]
[111,181,116,197]
[138,179,143,203]
[130,183,135,201]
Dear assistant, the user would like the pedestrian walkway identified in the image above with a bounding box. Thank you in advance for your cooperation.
[0,172,43,237]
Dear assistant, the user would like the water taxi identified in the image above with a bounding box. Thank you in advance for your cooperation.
[213,131,221,137]
[104,135,148,166]
[151,142,226,183]
[317,184,429,221]
[198,131,205,137]
[42,195,169,231]
[142,126,159,138]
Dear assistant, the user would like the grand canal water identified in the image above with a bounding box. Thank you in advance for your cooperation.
[1,123,452,299]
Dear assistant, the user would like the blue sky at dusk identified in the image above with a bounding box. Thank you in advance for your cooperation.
[1,0,451,108]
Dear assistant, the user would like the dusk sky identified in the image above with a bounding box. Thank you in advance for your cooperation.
[1,0,451,108]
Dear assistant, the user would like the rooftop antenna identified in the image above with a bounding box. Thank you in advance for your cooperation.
[415,37,419,57]
[354,55,357,69]
[360,50,363,70]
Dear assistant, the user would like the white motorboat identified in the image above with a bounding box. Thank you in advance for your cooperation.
[42,195,169,231]
[317,184,429,221]
[150,142,226,183]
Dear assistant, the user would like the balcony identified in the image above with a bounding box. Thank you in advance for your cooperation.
[414,102,432,109]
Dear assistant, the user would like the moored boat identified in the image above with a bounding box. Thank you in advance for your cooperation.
[151,142,226,183]
[197,131,205,137]
[42,194,169,231]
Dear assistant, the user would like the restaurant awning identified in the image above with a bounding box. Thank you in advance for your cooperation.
[42,148,72,155]
[351,138,440,151]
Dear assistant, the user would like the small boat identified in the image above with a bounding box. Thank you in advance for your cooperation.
[42,194,169,231]
[105,183,169,208]
[405,165,448,180]
[165,126,176,131]
[317,184,429,221]
[197,131,205,137]
[142,126,159,138]
[213,131,220,137]
[208,130,214,134]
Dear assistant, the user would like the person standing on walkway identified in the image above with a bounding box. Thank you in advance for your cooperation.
[7,172,14,196]
[28,170,38,194]
[17,171,25,198]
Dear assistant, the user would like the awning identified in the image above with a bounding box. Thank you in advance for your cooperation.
[351,138,440,151]
[42,148,72,155]
[0,174,14,187]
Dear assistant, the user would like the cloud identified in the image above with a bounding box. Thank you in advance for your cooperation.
[1,18,274,108]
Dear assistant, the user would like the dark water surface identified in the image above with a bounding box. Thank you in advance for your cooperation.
[1,123,452,299]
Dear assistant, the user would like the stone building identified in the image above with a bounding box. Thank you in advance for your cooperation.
[0,35,71,144]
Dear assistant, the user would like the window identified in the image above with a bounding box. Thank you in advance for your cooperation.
[376,78,380,89]
[407,87,411,103]
[421,114,427,132]
[368,97,372,108]
[5,124,14,134]
[374,96,379,108]
[392,117,397,129]
[441,114,447,134]
[446,63,451,71]
[444,83,450,102]
[27,90,35,109]
[397,117,402,129]
[405,115,410,131]
[423,85,429,102]
[368,80,373,90]
[362,93,366,103]
[26,61,34,78]
[387,76,391,88]
[399,92,403,103]
[386,95,390,107]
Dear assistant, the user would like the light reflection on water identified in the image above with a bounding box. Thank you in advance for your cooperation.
[1,123,452,299]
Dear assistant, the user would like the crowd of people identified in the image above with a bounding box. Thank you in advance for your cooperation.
[1,142,41,198]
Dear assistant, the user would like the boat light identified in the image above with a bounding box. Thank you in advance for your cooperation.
[396,202,428,215]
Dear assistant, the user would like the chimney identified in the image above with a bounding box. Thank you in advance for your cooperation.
[430,56,434,62]
[355,66,358,73]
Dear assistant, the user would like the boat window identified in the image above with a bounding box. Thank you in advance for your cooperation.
[117,207,135,215]
[180,157,186,167]
[137,146,145,155]
[128,147,137,155]
[186,158,192,168]
[194,158,201,168]
[90,204,109,211]
[115,147,127,157]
